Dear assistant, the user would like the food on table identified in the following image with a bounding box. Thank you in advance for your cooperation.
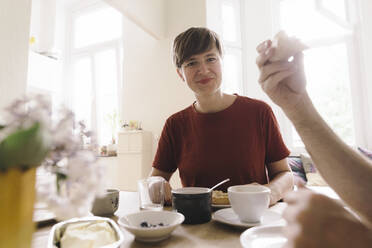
[269,31,308,62]
[59,220,117,248]
[212,190,230,205]
[140,221,169,228]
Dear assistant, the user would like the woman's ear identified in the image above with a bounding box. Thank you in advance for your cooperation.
[176,68,185,82]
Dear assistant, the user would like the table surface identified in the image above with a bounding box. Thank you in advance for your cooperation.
[32,191,287,248]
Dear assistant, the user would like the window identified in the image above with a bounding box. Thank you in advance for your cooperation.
[68,4,122,146]
[220,0,244,95]
[273,0,358,149]
[215,0,368,152]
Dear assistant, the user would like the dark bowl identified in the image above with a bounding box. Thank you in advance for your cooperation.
[171,187,212,224]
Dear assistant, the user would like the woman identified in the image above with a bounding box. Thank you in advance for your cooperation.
[150,27,293,205]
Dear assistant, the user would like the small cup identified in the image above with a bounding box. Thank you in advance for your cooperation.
[172,187,212,224]
[91,189,120,216]
[138,176,165,211]
[228,185,271,223]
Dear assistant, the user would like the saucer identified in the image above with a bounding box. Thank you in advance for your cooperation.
[240,225,287,248]
[211,204,230,209]
[212,208,284,228]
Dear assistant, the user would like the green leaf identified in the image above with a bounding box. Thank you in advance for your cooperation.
[0,122,51,170]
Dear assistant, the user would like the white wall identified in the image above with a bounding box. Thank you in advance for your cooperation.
[0,0,32,117]
[120,0,207,140]
[104,0,166,39]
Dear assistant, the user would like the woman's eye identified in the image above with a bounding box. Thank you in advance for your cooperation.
[186,61,197,67]
[207,57,216,62]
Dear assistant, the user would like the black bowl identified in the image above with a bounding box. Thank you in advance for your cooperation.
[171,187,212,224]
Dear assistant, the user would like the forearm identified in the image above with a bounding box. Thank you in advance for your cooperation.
[284,93,372,223]
[266,171,294,205]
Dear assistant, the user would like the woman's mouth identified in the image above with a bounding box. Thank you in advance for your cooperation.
[197,78,213,84]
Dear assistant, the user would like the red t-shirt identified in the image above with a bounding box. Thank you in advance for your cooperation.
[153,95,290,191]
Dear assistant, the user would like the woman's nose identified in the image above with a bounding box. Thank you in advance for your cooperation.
[197,62,210,74]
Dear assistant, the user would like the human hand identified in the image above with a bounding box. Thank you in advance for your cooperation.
[282,188,372,248]
[163,181,172,206]
[256,40,308,113]
[148,178,172,206]
[247,182,277,206]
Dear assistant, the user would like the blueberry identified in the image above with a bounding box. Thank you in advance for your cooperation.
[140,221,148,227]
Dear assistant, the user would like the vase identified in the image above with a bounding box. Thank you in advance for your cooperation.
[0,167,37,248]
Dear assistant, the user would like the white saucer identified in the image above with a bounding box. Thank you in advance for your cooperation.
[240,225,287,248]
[211,204,230,209]
[212,208,284,228]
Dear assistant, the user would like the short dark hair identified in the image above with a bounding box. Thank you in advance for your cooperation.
[172,27,223,68]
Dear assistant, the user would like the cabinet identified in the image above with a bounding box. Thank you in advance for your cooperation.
[116,131,153,191]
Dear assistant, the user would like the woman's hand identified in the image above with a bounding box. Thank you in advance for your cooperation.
[256,40,308,113]
[149,179,172,206]
[282,188,372,248]
[164,181,172,205]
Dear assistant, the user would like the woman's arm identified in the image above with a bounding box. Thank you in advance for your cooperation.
[256,39,372,224]
[266,158,294,205]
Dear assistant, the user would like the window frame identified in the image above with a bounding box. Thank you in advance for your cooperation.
[64,0,123,146]
[214,0,371,152]
[271,0,367,152]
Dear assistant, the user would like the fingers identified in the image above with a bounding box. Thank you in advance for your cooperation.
[260,69,296,93]
[256,40,272,53]
[258,61,295,83]
[164,181,172,205]
[256,47,275,67]
[284,188,311,204]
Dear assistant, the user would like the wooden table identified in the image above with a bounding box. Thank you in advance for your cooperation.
[32,191,287,248]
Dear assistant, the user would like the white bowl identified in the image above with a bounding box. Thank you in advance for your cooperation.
[118,210,184,242]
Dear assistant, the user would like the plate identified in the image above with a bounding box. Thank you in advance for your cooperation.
[211,204,230,209]
[240,225,287,248]
[212,208,284,228]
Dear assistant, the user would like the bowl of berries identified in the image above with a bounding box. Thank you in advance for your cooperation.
[118,210,184,242]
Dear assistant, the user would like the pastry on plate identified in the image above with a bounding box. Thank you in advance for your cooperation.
[212,190,230,205]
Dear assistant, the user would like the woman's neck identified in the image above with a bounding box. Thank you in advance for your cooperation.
[194,93,237,113]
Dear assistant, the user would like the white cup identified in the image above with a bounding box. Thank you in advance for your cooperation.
[138,176,165,211]
[228,184,271,223]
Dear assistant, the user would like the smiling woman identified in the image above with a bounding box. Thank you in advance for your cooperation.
[150,27,294,210]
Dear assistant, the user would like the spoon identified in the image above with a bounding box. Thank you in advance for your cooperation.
[209,178,230,192]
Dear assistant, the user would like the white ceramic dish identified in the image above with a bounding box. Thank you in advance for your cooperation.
[48,216,124,248]
[118,210,184,242]
[240,225,287,248]
[212,208,284,228]
[211,204,231,209]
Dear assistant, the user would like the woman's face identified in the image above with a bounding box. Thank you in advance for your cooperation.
[177,45,223,97]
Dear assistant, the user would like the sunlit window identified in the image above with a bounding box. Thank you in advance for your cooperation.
[222,50,242,94]
[72,57,93,130]
[74,7,122,49]
[279,0,356,146]
[221,2,237,43]
[220,0,243,95]
[70,4,122,146]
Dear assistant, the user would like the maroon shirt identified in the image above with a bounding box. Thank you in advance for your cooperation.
[153,95,290,191]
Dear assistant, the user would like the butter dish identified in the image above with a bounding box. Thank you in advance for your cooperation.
[48,216,124,248]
